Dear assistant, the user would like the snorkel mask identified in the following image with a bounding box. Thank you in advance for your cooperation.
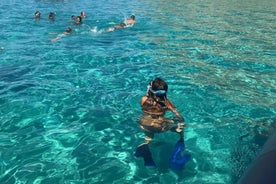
[147,80,167,96]
[149,88,166,95]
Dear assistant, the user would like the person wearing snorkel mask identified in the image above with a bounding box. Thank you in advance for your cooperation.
[135,78,189,167]
[139,78,185,144]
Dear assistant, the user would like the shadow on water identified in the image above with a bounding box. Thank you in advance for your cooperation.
[230,118,276,183]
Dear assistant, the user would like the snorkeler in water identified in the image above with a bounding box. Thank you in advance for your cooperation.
[51,27,72,42]
[139,78,185,143]
[72,16,82,25]
[135,78,186,166]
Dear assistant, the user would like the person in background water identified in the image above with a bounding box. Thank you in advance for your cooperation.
[126,15,135,25]
[105,22,126,32]
[49,12,55,20]
[34,11,41,19]
[138,77,185,144]
[51,27,72,42]
[80,11,86,18]
[71,15,76,20]
[73,16,82,25]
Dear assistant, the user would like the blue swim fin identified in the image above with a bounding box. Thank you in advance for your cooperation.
[135,143,156,167]
[169,139,191,170]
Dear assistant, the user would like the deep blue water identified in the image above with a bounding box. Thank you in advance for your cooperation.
[0,0,275,183]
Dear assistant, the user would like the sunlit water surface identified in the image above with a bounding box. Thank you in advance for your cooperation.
[0,0,275,183]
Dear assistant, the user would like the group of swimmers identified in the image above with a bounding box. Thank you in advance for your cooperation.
[34,11,86,42]
[34,10,86,22]
[34,10,135,42]
[35,10,185,167]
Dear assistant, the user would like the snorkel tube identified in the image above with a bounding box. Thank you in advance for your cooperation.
[237,131,276,184]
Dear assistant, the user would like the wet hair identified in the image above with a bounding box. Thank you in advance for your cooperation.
[151,78,168,91]
[130,15,135,20]
[35,11,41,17]
[76,16,82,23]
[147,78,168,100]
[49,12,55,19]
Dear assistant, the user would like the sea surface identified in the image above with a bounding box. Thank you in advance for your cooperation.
[0,0,275,183]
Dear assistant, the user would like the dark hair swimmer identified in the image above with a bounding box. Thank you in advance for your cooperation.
[49,12,55,20]
[139,78,185,143]
[65,27,72,34]
[74,16,82,25]
[105,22,126,32]
[134,78,186,167]
[34,11,41,19]
[51,27,72,42]
[71,15,76,20]
[126,15,135,24]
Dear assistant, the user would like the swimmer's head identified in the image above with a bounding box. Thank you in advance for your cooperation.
[76,16,82,23]
[148,78,168,98]
[130,15,135,20]
[65,27,72,33]
[81,11,86,18]
[49,12,55,20]
[35,11,41,18]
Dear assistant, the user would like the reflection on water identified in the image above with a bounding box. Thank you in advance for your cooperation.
[139,0,275,108]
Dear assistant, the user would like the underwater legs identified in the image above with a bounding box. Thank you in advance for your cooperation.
[134,143,156,166]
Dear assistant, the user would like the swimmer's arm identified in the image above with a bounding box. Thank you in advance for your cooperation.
[51,36,62,42]
[51,33,67,42]
[172,108,184,122]
[167,100,184,122]
[140,96,148,106]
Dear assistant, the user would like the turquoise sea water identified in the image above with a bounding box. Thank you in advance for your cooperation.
[0,0,275,183]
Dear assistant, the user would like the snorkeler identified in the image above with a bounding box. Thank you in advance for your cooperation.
[135,78,186,167]
[51,27,72,42]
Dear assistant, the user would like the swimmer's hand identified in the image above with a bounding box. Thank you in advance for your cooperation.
[176,123,185,133]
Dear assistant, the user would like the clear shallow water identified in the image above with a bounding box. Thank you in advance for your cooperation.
[0,0,275,183]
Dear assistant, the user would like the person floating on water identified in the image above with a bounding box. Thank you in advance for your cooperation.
[105,22,126,32]
[72,16,82,25]
[102,15,135,33]
[135,78,190,168]
[51,27,72,42]
[126,15,135,25]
